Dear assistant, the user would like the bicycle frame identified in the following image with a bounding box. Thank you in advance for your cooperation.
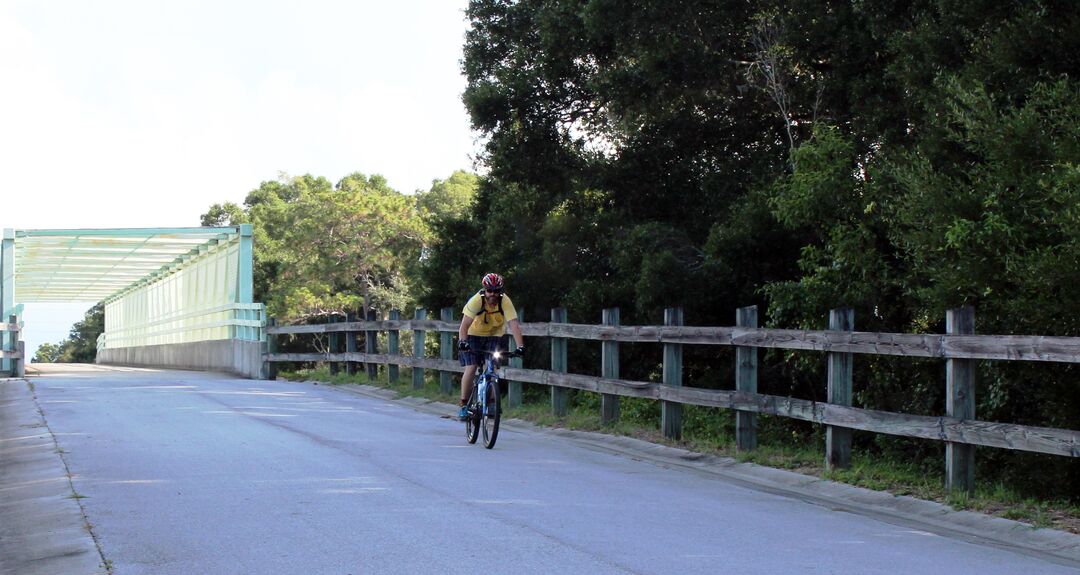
[475,352,502,414]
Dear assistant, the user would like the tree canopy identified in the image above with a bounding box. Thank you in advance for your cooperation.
[202,173,431,322]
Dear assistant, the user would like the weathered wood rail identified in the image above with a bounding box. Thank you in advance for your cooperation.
[267,320,1080,362]
[264,305,1080,493]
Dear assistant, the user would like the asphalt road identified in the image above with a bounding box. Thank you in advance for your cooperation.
[5,364,1079,574]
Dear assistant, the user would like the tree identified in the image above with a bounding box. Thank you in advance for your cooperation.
[32,342,62,363]
[278,172,428,319]
[200,202,247,227]
[203,173,430,323]
[415,170,480,223]
[456,0,798,323]
[35,305,105,363]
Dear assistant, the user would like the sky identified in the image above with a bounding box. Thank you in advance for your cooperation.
[0,0,480,358]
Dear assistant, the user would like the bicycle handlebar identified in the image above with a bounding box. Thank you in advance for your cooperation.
[474,349,522,359]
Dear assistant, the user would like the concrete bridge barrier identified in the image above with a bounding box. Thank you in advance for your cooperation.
[97,339,265,379]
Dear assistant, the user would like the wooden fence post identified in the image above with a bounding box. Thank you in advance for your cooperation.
[551,307,568,416]
[1,317,9,376]
[328,314,340,375]
[9,318,24,378]
[6,318,12,377]
[440,307,454,394]
[508,309,523,408]
[14,340,24,378]
[947,306,976,494]
[266,317,278,381]
[736,305,758,452]
[388,309,400,384]
[366,309,378,381]
[345,312,358,376]
[413,308,426,390]
[601,307,620,425]
[826,307,854,470]
[662,307,683,440]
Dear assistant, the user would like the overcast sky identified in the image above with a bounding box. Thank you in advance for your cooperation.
[1,0,477,229]
[1,0,478,356]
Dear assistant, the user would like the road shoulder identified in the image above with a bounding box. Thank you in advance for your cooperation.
[0,378,106,575]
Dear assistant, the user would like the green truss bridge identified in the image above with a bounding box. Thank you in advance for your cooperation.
[1,226,266,378]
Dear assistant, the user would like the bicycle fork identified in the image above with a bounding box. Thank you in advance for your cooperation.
[477,376,490,416]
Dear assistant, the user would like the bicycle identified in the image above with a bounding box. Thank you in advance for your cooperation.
[465,349,519,449]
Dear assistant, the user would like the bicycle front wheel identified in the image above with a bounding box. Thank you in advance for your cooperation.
[481,379,501,449]
[465,386,480,444]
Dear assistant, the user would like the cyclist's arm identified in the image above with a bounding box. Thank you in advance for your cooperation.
[508,318,524,349]
[460,293,483,342]
[459,315,474,343]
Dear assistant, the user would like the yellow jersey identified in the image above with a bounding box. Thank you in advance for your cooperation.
[462,292,519,337]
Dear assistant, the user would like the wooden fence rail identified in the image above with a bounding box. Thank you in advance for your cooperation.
[268,320,1080,363]
[264,306,1080,493]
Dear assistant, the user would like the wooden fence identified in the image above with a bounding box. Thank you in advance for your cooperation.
[1,314,25,377]
[264,305,1080,494]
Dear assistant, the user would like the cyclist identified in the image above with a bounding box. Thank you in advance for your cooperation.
[456,273,525,420]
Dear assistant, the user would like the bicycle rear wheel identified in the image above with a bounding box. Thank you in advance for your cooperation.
[465,386,480,444]
[481,379,500,449]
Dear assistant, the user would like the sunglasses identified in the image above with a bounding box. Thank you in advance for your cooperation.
[484,289,502,295]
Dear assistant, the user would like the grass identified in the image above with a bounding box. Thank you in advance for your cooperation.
[944,484,1080,531]
[281,366,1080,534]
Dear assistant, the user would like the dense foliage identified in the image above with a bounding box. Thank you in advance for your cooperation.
[410,0,1080,497]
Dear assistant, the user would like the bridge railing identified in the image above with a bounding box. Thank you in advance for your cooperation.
[264,305,1080,494]
[96,302,266,352]
[1,313,25,377]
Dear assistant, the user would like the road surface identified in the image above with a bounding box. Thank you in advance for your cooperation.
[3,364,1077,574]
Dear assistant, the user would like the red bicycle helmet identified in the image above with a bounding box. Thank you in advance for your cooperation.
[481,273,504,293]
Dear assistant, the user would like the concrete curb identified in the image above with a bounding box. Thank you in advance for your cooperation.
[316,380,1080,569]
[0,379,107,575]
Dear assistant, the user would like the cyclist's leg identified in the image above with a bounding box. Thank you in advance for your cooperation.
[460,335,484,404]
[458,337,481,419]
[460,364,478,405]
[464,336,498,403]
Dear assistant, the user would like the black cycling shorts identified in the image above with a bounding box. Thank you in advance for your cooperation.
[459,335,503,366]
